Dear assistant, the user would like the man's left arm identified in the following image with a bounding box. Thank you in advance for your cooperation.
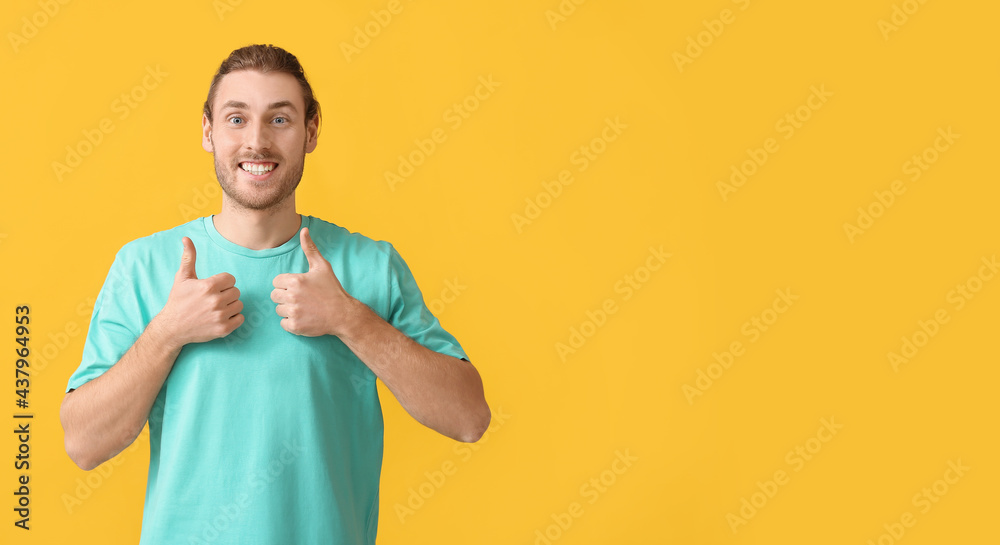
[272,228,491,443]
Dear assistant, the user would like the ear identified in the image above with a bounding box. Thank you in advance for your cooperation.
[202,114,214,153]
[305,114,319,154]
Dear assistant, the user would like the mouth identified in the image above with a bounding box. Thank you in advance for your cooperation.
[239,161,278,177]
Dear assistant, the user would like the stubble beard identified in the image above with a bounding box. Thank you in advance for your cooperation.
[213,139,307,213]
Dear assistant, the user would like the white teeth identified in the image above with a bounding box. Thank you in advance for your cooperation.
[240,162,275,175]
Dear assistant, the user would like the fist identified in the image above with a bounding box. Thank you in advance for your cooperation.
[271,228,355,337]
[159,237,244,345]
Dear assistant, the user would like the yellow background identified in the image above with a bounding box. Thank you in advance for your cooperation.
[2,0,997,543]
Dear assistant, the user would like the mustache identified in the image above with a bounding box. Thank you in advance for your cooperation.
[235,154,281,163]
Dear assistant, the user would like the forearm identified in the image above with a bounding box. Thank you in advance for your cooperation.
[60,316,182,470]
[339,301,490,443]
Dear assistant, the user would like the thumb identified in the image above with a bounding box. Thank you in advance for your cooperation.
[176,237,198,280]
[300,228,330,271]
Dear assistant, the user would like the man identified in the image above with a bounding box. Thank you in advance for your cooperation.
[60,44,490,544]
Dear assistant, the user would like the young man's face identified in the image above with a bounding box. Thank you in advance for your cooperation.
[202,70,319,212]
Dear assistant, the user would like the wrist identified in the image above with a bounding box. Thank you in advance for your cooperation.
[146,313,186,355]
[334,297,377,342]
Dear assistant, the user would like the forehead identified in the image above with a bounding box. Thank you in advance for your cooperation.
[213,70,304,112]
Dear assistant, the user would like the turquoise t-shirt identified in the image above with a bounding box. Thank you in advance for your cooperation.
[66,215,468,545]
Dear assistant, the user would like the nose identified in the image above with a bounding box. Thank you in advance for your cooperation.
[245,121,271,152]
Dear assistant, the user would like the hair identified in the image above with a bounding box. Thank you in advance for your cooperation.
[203,44,321,127]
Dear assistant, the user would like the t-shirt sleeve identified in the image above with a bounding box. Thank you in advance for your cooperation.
[66,249,146,392]
[385,244,469,362]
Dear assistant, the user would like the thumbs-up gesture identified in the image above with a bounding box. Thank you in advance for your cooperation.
[159,237,244,346]
[271,228,354,337]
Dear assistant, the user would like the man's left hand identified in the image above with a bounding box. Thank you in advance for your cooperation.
[272,227,356,337]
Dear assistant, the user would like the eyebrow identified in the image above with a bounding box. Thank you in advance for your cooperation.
[221,100,299,112]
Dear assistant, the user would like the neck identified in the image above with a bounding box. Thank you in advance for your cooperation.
[213,196,302,250]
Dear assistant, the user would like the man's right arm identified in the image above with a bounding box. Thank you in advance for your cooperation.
[60,316,185,470]
[60,236,244,471]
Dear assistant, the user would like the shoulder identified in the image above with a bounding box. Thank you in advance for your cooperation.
[112,218,208,267]
[305,216,397,262]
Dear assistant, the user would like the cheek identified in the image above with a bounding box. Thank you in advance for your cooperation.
[212,139,241,159]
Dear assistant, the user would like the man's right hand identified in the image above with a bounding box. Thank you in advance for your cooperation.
[158,236,244,346]
[61,236,243,470]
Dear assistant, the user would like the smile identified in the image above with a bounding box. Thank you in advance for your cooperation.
[239,162,278,175]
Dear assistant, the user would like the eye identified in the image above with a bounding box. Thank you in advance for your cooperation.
[228,116,244,125]
[273,116,288,125]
